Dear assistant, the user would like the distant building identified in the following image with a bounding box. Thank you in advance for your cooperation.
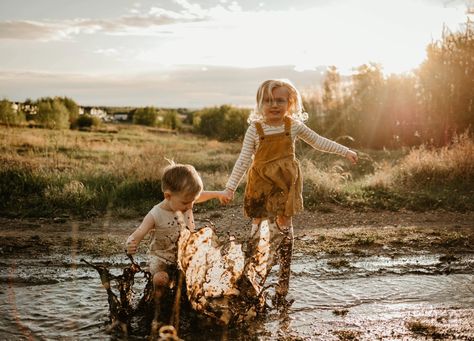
[11,102,19,112]
[20,103,38,115]
[90,107,108,120]
[79,106,110,121]
[113,113,129,121]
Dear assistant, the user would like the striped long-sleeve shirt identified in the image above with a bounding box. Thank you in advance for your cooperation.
[225,119,349,191]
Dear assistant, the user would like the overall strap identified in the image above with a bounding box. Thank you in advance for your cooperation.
[255,122,265,139]
[284,116,291,135]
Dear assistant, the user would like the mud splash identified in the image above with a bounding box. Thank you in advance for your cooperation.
[82,220,286,338]
[80,255,154,335]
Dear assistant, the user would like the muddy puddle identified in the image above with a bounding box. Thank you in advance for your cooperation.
[1,250,473,340]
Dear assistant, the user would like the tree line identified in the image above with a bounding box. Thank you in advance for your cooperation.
[306,21,473,148]
[0,97,101,129]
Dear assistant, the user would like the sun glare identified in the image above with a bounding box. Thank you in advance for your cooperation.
[134,0,468,75]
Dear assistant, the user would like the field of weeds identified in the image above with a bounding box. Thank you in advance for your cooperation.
[1,124,473,218]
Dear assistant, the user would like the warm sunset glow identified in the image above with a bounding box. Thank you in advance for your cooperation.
[0,0,470,106]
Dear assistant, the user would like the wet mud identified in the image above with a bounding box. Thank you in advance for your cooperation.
[0,206,473,340]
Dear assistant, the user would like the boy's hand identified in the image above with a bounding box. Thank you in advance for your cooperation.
[345,150,358,164]
[125,237,137,255]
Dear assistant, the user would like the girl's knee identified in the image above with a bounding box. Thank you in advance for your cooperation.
[153,271,170,288]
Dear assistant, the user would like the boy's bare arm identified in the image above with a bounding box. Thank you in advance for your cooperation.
[195,190,228,204]
[126,213,155,254]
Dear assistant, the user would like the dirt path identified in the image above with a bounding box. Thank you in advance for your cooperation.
[1,205,473,259]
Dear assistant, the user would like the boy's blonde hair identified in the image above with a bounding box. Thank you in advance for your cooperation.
[248,79,308,123]
[161,162,203,196]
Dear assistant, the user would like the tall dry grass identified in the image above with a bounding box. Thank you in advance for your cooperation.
[359,133,474,210]
[0,125,239,217]
[1,125,472,217]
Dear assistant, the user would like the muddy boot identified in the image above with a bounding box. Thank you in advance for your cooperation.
[275,224,294,303]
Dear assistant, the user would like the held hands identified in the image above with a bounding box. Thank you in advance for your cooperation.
[125,236,137,255]
[345,149,358,165]
[220,188,234,205]
[204,189,234,205]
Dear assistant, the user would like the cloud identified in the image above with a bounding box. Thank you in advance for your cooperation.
[0,65,326,107]
[0,0,250,41]
[0,20,80,41]
[0,4,208,41]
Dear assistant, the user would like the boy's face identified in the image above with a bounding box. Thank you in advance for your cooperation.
[165,191,200,213]
[262,86,290,125]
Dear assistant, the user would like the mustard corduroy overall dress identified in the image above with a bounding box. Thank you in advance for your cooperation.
[244,116,303,219]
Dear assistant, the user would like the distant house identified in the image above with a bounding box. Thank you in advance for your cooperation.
[20,103,38,116]
[90,107,108,120]
[79,106,110,121]
[113,113,129,121]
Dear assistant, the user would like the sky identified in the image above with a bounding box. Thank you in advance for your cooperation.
[0,0,471,108]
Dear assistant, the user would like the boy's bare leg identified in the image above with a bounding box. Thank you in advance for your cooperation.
[150,271,170,336]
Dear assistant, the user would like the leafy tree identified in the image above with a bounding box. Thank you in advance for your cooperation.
[35,97,70,129]
[161,109,181,130]
[220,107,249,141]
[417,21,474,145]
[195,105,249,141]
[348,63,385,147]
[133,107,158,126]
[61,97,80,127]
[321,66,352,140]
[379,74,422,147]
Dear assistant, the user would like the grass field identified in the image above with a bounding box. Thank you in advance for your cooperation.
[1,124,473,218]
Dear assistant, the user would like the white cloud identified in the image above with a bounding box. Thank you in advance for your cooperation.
[0,20,81,41]
[0,3,209,41]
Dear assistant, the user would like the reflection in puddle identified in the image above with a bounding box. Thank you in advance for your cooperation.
[1,253,473,340]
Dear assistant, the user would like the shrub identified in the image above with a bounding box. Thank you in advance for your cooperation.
[133,107,158,126]
[61,97,80,127]
[35,97,70,129]
[393,133,474,189]
[0,99,25,126]
[195,105,249,141]
[160,109,182,130]
[76,114,101,128]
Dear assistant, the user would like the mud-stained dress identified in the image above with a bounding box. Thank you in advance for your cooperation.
[244,116,303,219]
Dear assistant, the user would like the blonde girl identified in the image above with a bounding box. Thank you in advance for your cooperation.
[223,79,357,303]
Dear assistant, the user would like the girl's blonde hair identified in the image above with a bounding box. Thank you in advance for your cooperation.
[161,161,203,196]
[248,79,308,123]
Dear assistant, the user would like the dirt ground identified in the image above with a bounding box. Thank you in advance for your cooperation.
[1,205,473,259]
[1,205,473,340]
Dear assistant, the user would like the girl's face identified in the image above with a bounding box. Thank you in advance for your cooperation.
[262,86,290,125]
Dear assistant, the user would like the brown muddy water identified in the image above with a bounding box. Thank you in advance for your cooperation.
[1,249,473,340]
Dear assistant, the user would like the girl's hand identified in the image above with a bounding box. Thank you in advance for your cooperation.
[221,188,234,205]
[125,236,138,255]
[346,150,358,164]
